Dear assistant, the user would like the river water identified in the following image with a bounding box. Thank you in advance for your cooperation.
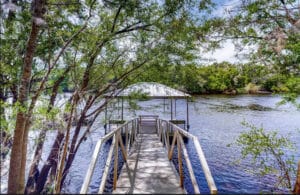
[2,95,299,194]
[60,94,300,194]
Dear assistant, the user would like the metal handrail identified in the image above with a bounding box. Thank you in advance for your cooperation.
[80,118,139,194]
[158,119,218,194]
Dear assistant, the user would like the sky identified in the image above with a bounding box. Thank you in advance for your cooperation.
[201,40,239,63]
[1,0,249,64]
[201,0,246,64]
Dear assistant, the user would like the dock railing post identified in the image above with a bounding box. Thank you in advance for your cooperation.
[138,116,141,134]
[98,135,116,193]
[178,135,200,194]
[131,121,135,147]
[156,120,161,137]
[80,139,103,194]
[127,123,131,151]
[168,131,177,160]
[125,124,128,151]
[166,122,170,149]
[156,117,158,134]
[118,131,127,161]
[177,132,184,188]
[193,137,217,194]
[113,132,119,190]
[165,121,217,194]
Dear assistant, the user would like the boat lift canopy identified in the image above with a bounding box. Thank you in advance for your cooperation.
[104,82,191,133]
[115,82,191,98]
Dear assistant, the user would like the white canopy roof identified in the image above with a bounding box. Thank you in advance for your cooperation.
[115,82,190,98]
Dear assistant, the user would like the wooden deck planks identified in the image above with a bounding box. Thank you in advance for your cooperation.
[113,134,185,194]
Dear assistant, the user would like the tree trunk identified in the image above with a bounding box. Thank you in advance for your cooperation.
[10,84,18,104]
[19,120,31,191]
[54,103,75,193]
[24,127,46,194]
[8,9,37,195]
[8,95,28,194]
[47,155,59,189]
[60,114,85,185]
[25,66,71,194]
[33,91,73,194]
[60,95,95,186]
[35,132,64,194]
[7,0,46,193]
[294,160,300,194]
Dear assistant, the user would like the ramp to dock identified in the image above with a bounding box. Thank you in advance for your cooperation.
[113,133,185,194]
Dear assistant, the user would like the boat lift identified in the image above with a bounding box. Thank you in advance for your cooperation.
[104,82,191,134]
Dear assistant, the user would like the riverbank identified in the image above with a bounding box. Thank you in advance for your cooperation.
[190,90,273,95]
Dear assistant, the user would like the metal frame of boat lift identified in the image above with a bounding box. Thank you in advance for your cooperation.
[103,82,191,134]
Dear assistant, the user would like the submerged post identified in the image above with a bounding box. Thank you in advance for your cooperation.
[121,97,124,121]
[117,97,120,117]
[186,97,189,130]
[174,99,177,118]
[105,99,107,134]
[170,98,173,120]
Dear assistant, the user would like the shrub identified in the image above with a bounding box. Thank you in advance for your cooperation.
[245,83,261,94]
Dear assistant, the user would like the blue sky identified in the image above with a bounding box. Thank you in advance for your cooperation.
[201,0,247,64]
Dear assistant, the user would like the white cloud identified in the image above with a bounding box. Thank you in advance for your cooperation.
[202,40,237,63]
[198,0,258,64]
[213,0,240,17]
[199,40,257,64]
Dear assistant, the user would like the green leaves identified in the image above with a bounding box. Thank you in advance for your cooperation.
[247,3,259,14]
[232,121,296,190]
[199,0,215,10]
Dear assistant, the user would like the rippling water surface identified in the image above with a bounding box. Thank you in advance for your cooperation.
[10,94,299,194]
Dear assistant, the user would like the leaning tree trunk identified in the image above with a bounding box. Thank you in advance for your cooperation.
[54,94,78,193]
[294,160,300,194]
[25,66,71,194]
[60,112,87,186]
[33,92,74,194]
[7,0,46,193]
[34,131,64,194]
[25,126,47,194]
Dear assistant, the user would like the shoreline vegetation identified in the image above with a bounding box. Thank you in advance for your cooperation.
[61,88,274,95]
[58,62,298,97]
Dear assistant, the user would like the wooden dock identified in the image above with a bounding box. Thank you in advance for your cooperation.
[113,133,185,194]
[80,117,217,194]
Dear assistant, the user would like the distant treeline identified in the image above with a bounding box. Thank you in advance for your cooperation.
[131,62,300,95]
[59,62,299,95]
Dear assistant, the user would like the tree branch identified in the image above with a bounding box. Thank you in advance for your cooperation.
[115,24,152,35]
[111,3,123,33]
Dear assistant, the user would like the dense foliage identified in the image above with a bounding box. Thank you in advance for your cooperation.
[130,62,300,95]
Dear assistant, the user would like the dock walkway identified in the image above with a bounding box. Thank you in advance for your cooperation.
[80,117,217,194]
[113,133,185,194]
